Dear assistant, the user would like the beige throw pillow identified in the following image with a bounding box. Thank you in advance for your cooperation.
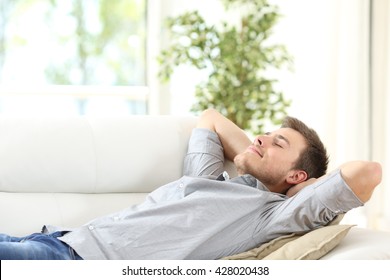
[263,224,354,260]
[223,223,354,260]
[222,233,298,260]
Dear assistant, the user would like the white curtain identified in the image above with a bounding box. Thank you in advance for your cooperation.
[369,0,390,230]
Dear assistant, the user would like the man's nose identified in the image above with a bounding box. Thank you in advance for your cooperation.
[254,136,264,146]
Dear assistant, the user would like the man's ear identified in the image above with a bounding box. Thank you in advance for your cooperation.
[286,170,308,185]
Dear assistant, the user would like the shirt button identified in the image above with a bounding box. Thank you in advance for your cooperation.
[179,183,184,188]
[88,225,94,230]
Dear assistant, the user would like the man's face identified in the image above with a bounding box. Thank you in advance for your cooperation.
[234,127,307,193]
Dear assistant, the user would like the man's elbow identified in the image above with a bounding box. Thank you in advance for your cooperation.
[196,108,219,131]
[356,161,382,202]
[367,161,382,188]
[341,161,382,203]
[369,162,382,186]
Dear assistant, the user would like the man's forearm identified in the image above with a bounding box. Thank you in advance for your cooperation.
[287,161,382,200]
[197,109,252,161]
[339,161,382,202]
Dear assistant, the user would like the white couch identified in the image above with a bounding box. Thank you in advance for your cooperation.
[1,115,389,259]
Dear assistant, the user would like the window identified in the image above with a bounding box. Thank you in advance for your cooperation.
[0,0,147,115]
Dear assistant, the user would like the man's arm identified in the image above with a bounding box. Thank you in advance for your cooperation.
[339,161,382,203]
[288,161,382,203]
[197,109,252,161]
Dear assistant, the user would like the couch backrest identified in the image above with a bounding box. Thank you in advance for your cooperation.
[0,116,237,235]
[0,116,199,193]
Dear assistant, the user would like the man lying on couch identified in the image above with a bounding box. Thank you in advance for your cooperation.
[0,109,382,260]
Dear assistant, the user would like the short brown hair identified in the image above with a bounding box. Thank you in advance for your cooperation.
[282,116,329,178]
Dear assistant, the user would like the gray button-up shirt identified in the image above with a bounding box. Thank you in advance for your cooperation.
[54,128,363,259]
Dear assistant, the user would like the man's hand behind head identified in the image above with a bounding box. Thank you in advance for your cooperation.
[286,178,318,197]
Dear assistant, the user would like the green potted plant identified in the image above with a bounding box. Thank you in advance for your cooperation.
[158,0,292,134]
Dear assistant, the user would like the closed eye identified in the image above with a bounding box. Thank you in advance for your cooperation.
[272,140,283,148]
[266,132,290,148]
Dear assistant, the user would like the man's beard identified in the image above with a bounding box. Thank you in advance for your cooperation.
[234,153,287,191]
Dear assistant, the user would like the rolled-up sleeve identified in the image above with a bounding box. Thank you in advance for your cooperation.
[183,128,225,177]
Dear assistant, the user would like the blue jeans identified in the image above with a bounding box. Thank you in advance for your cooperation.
[0,231,83,260]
